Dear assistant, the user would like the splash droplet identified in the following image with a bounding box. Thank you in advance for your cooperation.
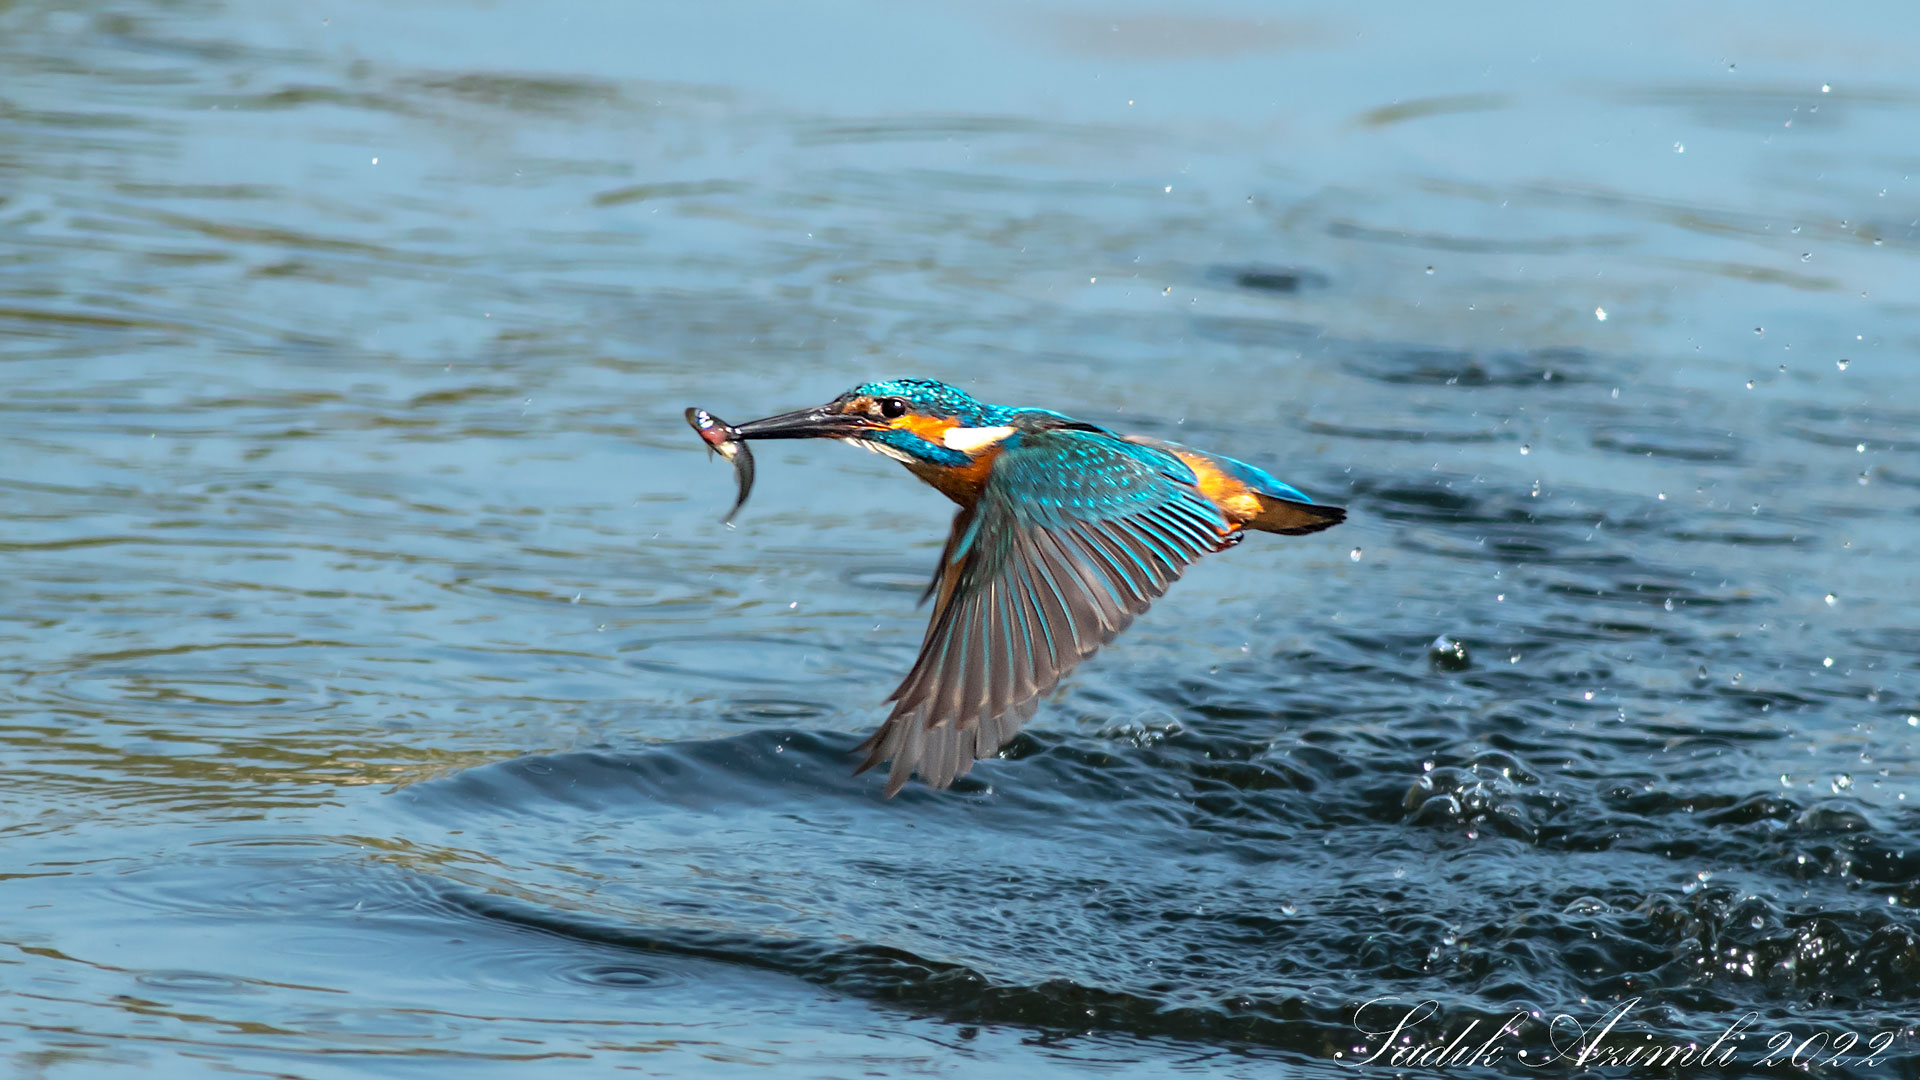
[1837,358,1850,371]
[1823,657,1834,668]
[1425,266,1435,275]
[1519,444,1531,455]
[1825,593,1837,605]
[1349,547,1363,562]
[1594,306,1607,321]
[1428,635,1471,672]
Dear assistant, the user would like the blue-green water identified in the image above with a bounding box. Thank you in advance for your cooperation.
[5,2,1920,1076]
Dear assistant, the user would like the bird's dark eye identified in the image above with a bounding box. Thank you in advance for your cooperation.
[878,397,908,419]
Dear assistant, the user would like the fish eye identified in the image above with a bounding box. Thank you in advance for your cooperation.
[877,397,908,419]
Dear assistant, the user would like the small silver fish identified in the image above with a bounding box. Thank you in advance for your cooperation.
[685,407,755,525]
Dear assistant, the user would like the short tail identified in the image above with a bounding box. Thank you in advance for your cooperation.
[1246,495,1346,535]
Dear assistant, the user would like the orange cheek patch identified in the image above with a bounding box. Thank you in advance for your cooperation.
[898,414,958,442]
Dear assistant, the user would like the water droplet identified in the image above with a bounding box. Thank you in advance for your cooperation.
[1821,83,1831,93]
[1673,141,1685,153]
[1754,326,1765,335]
[1090,277,1097,283]
[1610,387,1620,399]
[1349,547,1363,562]
[1751,914,1766,929]
[1163,185,1172,194]
[1907,715,1917,727]
[1519,444,1531,455]
[1594,306,1607,321]
[1162,286,1172,295]
[1833,773,1853,792]
[1745,380,1755,389]
[1825,593,1837,605]
[1663,598,1674,611]
[1495,593,1504,602]
[1657,492,1667,500]
[1583,690,1595,701]
[1801,252,1813,262]
[1837,358,1850,370]
[1428,635,1471,671]
[1823,657,1834,668]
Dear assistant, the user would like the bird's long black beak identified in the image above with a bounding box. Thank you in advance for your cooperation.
[729,404,873,441]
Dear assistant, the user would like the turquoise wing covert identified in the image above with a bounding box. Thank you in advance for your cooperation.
[855,428,1238,795]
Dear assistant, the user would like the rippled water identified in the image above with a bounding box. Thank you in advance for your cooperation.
[6,2,1920,1076]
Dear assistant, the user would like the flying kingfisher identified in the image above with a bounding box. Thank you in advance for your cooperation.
[700,379,1345,797]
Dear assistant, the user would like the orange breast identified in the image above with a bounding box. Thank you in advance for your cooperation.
[909,445,1000,505]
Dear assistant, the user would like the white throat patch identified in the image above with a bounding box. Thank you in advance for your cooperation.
[845,436,916,464]
[941,425,1016,452]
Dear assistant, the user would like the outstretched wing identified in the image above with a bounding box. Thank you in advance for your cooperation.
[855,428,1237,795]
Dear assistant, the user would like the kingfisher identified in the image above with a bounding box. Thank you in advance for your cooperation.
[709,379,1345,796]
